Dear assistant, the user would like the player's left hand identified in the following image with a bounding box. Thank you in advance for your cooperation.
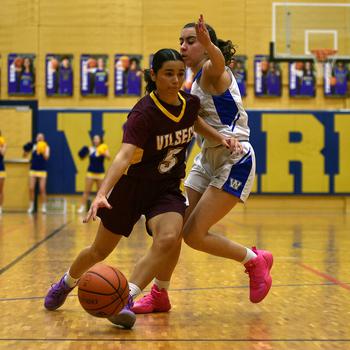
[195,14,211,49]
[83,193,112,223]
[222,137,244,154]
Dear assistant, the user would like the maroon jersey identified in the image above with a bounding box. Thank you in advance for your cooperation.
[123,90,200,180]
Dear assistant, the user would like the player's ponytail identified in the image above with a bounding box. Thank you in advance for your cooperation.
[218,39,236,65]
[144,69,155,93]
[145,49,184,93]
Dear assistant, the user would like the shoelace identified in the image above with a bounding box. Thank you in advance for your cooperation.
[137,293,154,306]
[51,287,65,297]
[50,281,69,296]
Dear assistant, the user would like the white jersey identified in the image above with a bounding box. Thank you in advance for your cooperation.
[191,67,250,148]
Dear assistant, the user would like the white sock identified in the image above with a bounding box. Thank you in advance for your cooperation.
[154,278,170,290]
[129,282,142,299]
[28,201,34,209]
[241,247,257,265]
[64,271,79,288]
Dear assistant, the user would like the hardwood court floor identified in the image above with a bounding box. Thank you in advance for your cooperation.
[0,199,349,350]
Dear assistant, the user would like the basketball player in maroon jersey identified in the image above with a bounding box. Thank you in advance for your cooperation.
[44,48,242,329]
[132,15,273,314]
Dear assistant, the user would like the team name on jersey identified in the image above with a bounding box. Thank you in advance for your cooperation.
[156,126,194,150]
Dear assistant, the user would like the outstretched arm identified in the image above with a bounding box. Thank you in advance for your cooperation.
[194,116,243,154]
[84,143,137,222]
[195,14,231,93]
[196,14,225,78]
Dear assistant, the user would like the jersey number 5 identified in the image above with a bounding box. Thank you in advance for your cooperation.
[158,147,183,174]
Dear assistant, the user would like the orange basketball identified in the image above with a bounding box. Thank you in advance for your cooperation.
[87,58,97,68]
[261,60,269,72]
[78,263,129,318]
[330,76,337,86]
[50,58,59,70]
[14,57,24,68]
[119,55,130,69]
[295,62,304,70]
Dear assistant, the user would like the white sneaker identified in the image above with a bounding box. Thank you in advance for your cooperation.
[77,205,85,214]
[41,204,47,213]
[27,201,34,214]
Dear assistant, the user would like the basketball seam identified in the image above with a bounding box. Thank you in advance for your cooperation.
[111,267,125,302]
[78,289,116,296]
[111,267,129,310]
[85,270,119,292]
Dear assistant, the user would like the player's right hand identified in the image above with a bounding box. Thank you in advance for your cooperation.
[83,194,112,223]
[195,14,211,49]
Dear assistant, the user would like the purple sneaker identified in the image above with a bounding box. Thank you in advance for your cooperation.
[108,295,136,329]
[44,275,74,310]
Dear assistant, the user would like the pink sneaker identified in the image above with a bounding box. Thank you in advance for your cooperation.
[244,247,273,303]
[131,284,171,314]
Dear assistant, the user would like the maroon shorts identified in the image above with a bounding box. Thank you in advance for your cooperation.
[97,175,186,237]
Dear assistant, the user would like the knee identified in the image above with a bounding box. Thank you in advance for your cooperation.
[183,226,204,250]
[153,231,180,252]
[183,233,199,249]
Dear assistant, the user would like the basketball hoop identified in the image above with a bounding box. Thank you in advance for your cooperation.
[311,49,338,62]
[311,49,338,79]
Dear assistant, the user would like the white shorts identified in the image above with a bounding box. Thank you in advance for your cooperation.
[184,142,255,203]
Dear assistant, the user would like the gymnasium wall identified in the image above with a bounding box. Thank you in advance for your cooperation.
[38,108,350,195]
[0,1,349,196]
[0,0,349,109]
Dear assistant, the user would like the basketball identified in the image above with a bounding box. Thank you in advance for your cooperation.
[78,263,129,318]
[119,55,130,69]
[295,61,304,70]
[50,58,59,70]
[261,60,269,72]
[330,76,337,86]
[14,56,24,68]
[87,58,97,68]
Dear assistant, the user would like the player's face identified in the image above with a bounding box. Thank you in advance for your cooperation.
[98,58,104,69]
[62,59,69,68]
[92,135,101,146]
[153,61,186,96]
[36,133,44,142]
[24,58,31,68]
[180,27,206,69]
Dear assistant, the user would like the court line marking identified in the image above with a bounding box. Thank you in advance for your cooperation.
[0,281,348,302]
[298,262,350,291]
[0,222,71,275]
[0,338,349,342]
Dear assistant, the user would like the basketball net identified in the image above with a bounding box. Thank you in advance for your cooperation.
[311,49,338,79]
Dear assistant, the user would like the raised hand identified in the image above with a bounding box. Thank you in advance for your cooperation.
[195,14,211,49]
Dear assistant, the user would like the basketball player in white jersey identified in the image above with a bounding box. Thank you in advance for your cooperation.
[131,15,274,314]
